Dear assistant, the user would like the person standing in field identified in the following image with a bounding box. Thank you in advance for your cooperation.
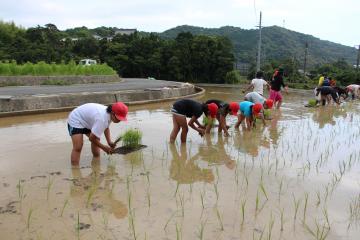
[204,99,239,137]
[243,71,270,96]
[170,99,218,143]
[269,68,288,109]
[67,102,128,166]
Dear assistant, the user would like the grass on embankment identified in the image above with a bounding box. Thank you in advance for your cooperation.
[0,61,116,76]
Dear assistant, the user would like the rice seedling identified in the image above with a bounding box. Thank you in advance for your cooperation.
[304,220,330,240]
[46,176,54,201]
[255,191,260,214]
[197,219,207,240]
[178,194,185,218]
[303,192,309,224]
[102,211,109,230]
[16,179,24,208]
[27,207,34,231]
[175,222,182,240]
[215,206,224,231]
[292,194,301,220]
[174,182,180,198]
[146,187,151,214]
[267,213,274,240]
[316,190,321,207]
[86,185,97,208]
[214,182,219,202]
[128,209,137,240]
[121,129,143,148]
[164,211,177,231]
[280,208,285,231]
[60,199,69,217]
[240,199,246,226]
[200,190,205,210]
[349,194,360,223]
[76,212,80,240]
[259,181,268,201]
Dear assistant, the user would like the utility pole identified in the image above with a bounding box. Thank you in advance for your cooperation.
[256,11,262,72]
[303,42,308,82]
[357,45,360,81]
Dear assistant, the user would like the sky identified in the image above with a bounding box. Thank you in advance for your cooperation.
[1,0,359,48]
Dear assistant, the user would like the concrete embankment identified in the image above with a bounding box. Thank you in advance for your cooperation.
[0,82,204,117]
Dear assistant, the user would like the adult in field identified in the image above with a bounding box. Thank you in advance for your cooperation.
[243,71,270,95]
[244,91,274,124]
[269,68,288,109]
[346,84,360,100]
[315,86,340,105]
[234,101,263,131]
[204,99,239,137]
[67,102,128,166]
[170,99,218,143]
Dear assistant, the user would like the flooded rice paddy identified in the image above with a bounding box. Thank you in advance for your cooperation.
[1,86,360,239]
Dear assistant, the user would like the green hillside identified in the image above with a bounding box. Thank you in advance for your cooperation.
[158,25,357,67]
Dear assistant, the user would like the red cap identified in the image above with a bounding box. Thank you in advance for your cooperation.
[207,103,218,118]
[229,102,239,115]
[112,102,128,121]
[265,99,273,109]
[252,103,263,115]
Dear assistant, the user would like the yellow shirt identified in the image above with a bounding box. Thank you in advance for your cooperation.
[318,76,324,86]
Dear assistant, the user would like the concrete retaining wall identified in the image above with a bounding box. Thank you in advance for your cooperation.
[0,75,121,86]
[0,85,204,117]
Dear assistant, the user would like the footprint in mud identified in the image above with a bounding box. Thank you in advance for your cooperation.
[78,222,91,230]
[91,203,103,211]
[2,183,10,187]
[0,201,18,214]
[30,175,46,180]
[50,171,62,176]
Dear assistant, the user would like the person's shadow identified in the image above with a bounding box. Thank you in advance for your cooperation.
[70,158,128,219]
[169,144,215,184]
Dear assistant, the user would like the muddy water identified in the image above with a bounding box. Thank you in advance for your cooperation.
[1,86,360,239]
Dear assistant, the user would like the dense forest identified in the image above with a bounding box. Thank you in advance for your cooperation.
[0,21,359,86]
[0,21,234,83]
[159,25,358,68]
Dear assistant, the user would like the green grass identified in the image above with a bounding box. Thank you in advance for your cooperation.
[0,60,116,76]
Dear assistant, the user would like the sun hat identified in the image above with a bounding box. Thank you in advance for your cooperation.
[207,103,218,118]
[265,99,274,109]
[112,102,128,121]
[229,102,240,115]
[252,103,263,115]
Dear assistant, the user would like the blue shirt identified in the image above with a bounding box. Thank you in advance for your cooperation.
[240,101,254,117]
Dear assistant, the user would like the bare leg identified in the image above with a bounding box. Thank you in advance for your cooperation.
[91,142,101,158]
[235,114,245,128]
[170,114,181,143]
[276,100,282,109]
[178,117,189,143]
[71,134,84,166]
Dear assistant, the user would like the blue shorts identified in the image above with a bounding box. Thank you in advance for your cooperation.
[67,123,91,136]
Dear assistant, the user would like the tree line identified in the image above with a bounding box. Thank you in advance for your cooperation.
[0,22,234,83]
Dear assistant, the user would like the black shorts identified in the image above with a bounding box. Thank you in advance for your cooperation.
[67,123,91,136]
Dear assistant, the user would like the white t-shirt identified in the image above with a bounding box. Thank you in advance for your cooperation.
[347,84,360,92]
[251,78,268,95]
[68,103,111,138]
[244,92,266,104]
